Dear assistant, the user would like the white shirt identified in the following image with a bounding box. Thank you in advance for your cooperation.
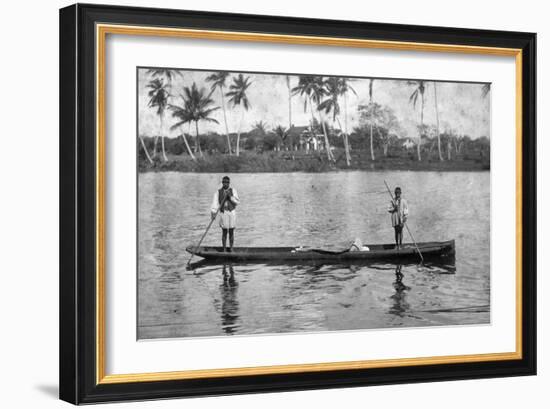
[211,187,240,214]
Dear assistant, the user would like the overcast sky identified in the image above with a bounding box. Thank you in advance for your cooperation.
[138,68,490,140]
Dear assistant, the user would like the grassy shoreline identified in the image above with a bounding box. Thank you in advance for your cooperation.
[139,149,490,173]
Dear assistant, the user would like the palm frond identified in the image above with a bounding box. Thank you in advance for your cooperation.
[170,120,187,131]
[147,68,183,83]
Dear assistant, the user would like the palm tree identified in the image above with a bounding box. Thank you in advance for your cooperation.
[178,83,220,156]
[253,120,268,135]
[146,69,182,158]
[408,80,426,161]
[169,96,197,161]
[146,78,170,161]
[206,71,232,154]
[292,76,334,162]
[433,82,443,161]
[340,78,356,165]
[226,74,252,156]
[286,75,292,130]
[319,77,349,165]
[274,125,287,150]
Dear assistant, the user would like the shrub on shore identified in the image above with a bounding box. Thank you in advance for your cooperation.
[138,149,489,173]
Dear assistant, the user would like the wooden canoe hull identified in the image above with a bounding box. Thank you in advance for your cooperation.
[186,240,455,262]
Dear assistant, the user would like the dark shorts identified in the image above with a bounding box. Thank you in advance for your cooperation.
[394,225,403,233]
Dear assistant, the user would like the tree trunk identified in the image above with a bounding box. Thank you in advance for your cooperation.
[434,83,443,161]
[370,121,375,161]
[152,136,158,157]
[383,143,388,157]
[236,107,244,156]
[160,114,168,162]
[344,134,351,166]
[308,96,318,152]
[220,87,232,155]
[195,121,203,157]
[418,95,424,161]
[335,116,349,166]
[320,115,334,162]
[343,93,351,166]
[138,136,153,164]
[368,85,375,161]
[287,76,292,130]
[447,140,452,160]
[180,125,196,161]
[316,107,334,162]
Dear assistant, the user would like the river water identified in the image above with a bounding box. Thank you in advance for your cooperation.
[138,171,490,339]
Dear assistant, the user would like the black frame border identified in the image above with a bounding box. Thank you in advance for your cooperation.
[59,3,536,404]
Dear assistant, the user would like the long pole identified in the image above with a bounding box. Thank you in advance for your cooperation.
[383,180,424,263]
[187,192,228,266]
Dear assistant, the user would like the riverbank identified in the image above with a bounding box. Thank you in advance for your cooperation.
[139,149,490,173]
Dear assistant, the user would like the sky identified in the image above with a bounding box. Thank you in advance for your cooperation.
[138,68,490,140]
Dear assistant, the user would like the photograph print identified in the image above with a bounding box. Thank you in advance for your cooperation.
[137,67,490,340]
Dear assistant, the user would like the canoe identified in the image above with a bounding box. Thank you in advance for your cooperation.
[186,240,455,262]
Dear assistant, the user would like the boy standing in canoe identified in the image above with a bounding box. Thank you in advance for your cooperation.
[211,176,240,252]
[388,186,408,249]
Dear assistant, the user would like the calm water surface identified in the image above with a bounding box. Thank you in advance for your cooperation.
[138,171,490,339]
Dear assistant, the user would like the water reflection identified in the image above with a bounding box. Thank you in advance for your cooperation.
[219,264,240,334]
[179,259,458,337]
[389,265,411,317]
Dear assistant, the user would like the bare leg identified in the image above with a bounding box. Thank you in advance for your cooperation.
[222,229,228,251]
[228,228,234,251]
[393,226,399,248]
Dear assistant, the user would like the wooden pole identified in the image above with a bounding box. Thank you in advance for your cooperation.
[383,180,424,263]
[187,191,228,266]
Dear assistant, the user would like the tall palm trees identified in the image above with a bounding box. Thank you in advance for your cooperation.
[226,74,252,156]
[140,69,482,167]
[205,71,232,154]
[169,96,197,161]
[146,78,170,161]
[319,77,349,165]
[178,83,220,156]
[408,80,426,161]
[146,69,182,160]
[339,78,356,165]
[292,76,335,162]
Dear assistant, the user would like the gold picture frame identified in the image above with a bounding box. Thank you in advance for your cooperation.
[60,3,536,404]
